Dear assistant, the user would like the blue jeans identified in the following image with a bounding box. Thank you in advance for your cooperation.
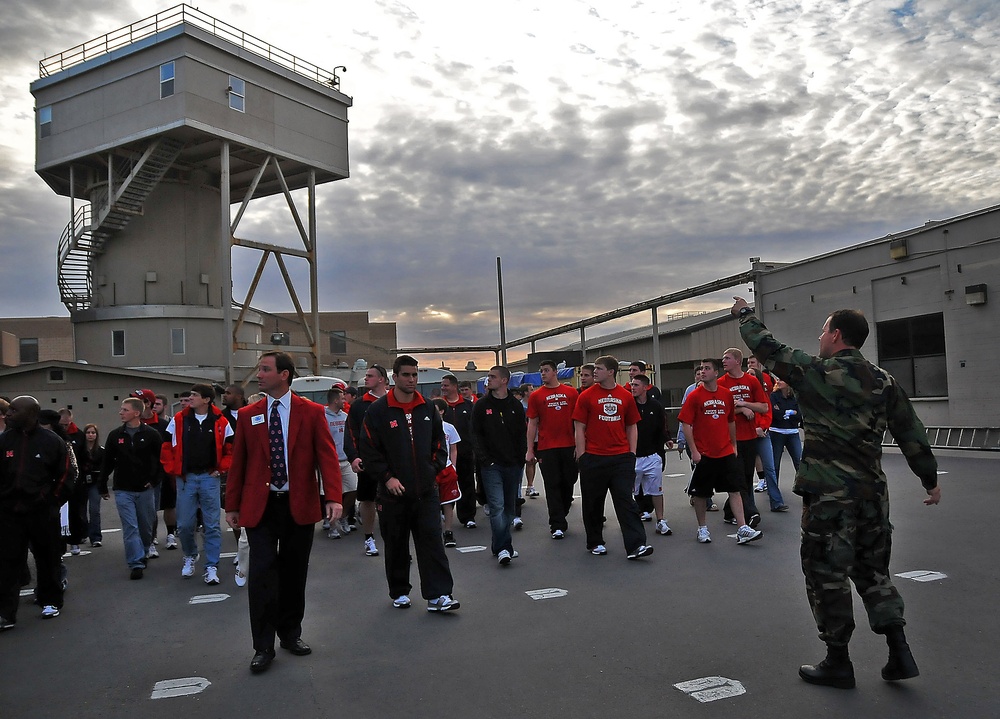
[481,463,523,555]
[756,434,785,509]
[770,431,802,488]
[177,472,222,567]
[87,483,103,543]
[114,489,155,569]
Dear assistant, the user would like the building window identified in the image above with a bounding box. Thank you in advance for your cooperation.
[38,106,52,138]
[876,312,948,397]
[171,328,185,355]
[228,76,245,112]
[329,331,347,354]
[19,338,39,363]
[160,62,175,98]
[48,369,65,383]
[112,329,126,357]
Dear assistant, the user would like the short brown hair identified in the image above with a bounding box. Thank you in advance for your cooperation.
[594,355,618,373]
[829,309,869,348]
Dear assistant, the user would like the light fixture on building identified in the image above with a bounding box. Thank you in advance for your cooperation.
[889,239,908,260]
[353,358,368,371]
[465,360,477,371]
[965,284,988,306]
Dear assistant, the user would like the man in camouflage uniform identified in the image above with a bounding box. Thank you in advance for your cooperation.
[731,297,941,689]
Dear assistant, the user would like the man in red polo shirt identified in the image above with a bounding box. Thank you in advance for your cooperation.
[526,359,579,540]
[572,355,652,560]
[718,347,768,528]
[679,358,762,546]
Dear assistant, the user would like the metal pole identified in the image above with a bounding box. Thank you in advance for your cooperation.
[497,256,507,366]
[221,141,234,385]
[69,165,74,225]
[309,169,319,375]
[651,306,661,385]
[580,327,587,357]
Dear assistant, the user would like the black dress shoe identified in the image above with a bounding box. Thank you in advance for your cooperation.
[250,650,275,674]
[279,638,312,656]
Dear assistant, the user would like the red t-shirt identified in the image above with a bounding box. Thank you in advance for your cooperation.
[677,384,735,458]
[527,384,578,450]
[571,383,640,456]
[717,372,768,442]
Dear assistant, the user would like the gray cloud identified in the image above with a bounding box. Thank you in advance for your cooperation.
[2,0,999,360]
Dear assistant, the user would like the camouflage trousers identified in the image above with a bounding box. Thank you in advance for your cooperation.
[800,494,905,646]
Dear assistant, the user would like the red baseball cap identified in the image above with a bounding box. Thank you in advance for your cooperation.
[130,388,156,405]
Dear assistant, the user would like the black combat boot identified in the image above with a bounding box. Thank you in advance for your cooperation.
[881,626,920,681]
[799,644,856,689]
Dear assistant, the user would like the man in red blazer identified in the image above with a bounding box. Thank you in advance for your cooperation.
[226,351,343,674]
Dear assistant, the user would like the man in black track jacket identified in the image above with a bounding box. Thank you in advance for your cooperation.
[360,355,459,612]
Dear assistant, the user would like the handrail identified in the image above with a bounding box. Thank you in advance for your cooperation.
[38,3,339,88]
[58,205,92,263]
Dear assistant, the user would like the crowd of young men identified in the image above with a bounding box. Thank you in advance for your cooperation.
[1,304,941,689]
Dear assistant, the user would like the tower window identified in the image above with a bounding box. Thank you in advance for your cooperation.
[39,106,52,138]
[112,329,126,357]
[160,62,175,98]
[228,76,245,112]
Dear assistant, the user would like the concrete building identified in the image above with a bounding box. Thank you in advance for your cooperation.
[754,204,1000,433]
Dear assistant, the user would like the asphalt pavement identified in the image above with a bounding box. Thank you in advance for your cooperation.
[1,450,996,718]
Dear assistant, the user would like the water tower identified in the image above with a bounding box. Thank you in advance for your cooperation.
[30,5,351,381]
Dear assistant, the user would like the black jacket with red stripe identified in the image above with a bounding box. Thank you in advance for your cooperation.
[359,391,447,501]
[0,425,72,513]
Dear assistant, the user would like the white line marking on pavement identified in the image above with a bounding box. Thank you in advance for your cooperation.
[455,545,488,553]
[188,594,230,604]
[150,677,211,699]
[937,470,948,475]
[525,588,568,600]
[674,676,746,702]
[103,528,121,533]
[19,589,34,597]
[895,570,947,582]
[62,551,92,558]
[219,552,237,558]
[665,473,685,478]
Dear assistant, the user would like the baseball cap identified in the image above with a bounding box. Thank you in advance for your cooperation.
[130,388,156,405]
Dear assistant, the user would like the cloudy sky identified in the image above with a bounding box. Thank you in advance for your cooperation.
[2,0,998,364]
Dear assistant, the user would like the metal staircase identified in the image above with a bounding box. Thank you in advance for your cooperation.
[57,136,184,310]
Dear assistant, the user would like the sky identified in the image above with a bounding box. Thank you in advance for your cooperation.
[2,0,999,367]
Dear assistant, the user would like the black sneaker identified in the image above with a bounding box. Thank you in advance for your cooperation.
[130,567,144,580]
[626,545,654,560]
[443,531,456,548]
[748,514,762,528]
[723,517,738,525]
[0,616,14,631]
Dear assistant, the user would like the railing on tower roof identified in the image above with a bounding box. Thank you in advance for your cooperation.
[38,3,339,88]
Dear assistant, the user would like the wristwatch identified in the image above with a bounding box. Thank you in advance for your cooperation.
[739,306,753,317]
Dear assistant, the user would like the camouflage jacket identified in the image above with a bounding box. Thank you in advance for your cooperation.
[738,313,937,500]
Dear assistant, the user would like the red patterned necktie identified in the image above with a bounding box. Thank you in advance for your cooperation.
[270,400,287,489]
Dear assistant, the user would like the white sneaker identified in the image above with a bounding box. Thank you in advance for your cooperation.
[70,545,81,556]
[512,517,524,531]
[655,519,672,536]
[590,544,607,555]
[737,525,763,545]
[364,537,379,556]
[181,556,196,578]
[697,526,712,544]
[147,544,159,559]
[234,570,247,587]
[41,605,60,619]
[327,526,341,539]
[639,511,653,521]
[465,520,477,529]
[526,487,539,497]
[498,549,512,566]
[426,595,460,612]
[204,566,220,585]
[393,595,411,608]
[322,518,331,530]
[338,518,351,535]
[165,534,178,550]
[551,529,565,540]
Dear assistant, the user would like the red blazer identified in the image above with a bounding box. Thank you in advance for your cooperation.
[225,393,342,528]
